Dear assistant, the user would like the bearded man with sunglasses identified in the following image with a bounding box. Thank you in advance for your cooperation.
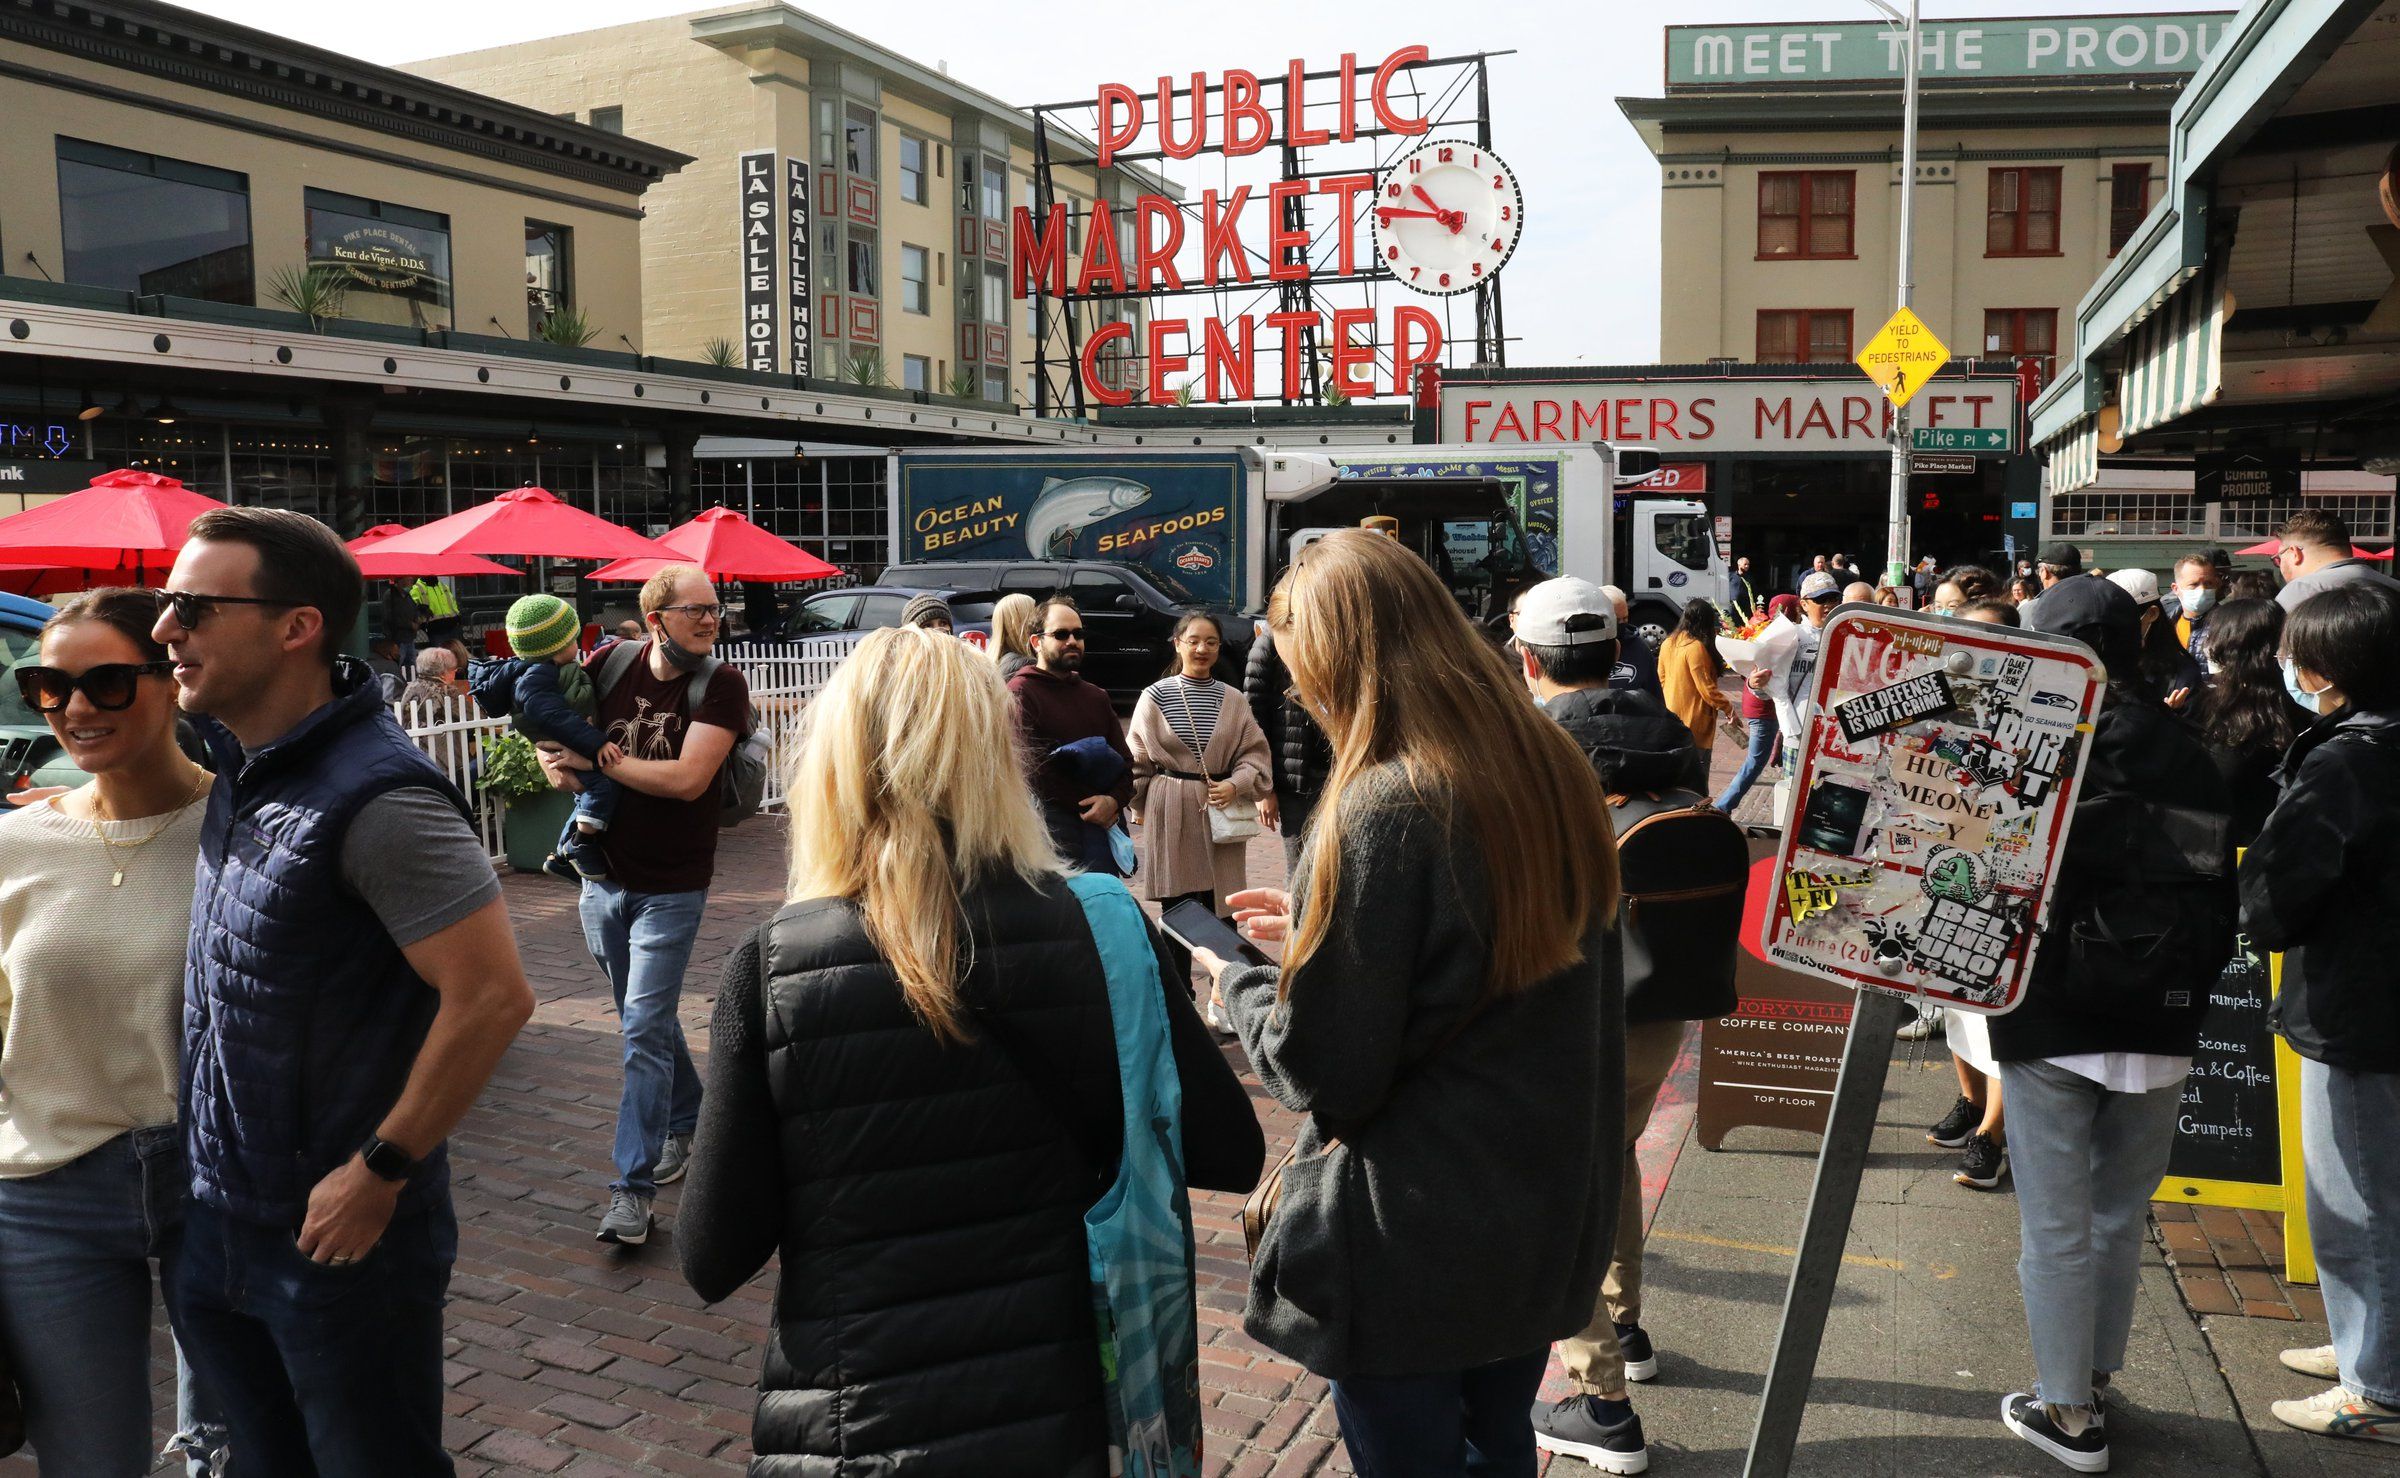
[1006,595,1134,872]
[151,506,535,1475]
[535,562,750,1246]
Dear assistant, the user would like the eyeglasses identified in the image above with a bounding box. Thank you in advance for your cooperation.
[1041,628,1086,643]
[16,661,176,712]
[655,603,724,622]
[157,590,300,629]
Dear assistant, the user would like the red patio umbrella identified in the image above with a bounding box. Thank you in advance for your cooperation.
[584,505,841,583]
[346,524,524,580]
[2233,539,2393,559]
[365,485,672,563]
[0,469,226,582]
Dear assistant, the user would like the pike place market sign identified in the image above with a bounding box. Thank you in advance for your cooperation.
[1667,15,2232,86]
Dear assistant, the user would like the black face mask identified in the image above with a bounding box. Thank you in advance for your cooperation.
[652,626,708,671]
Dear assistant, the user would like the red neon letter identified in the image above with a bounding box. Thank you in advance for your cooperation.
[1318,173,1374,275]
[1267,180,1311,282]
[1096,83,1143,168]
[1081,321,1134,407]
[1202,316,1256,402]
[1337,52,1359,142]
[1285,58,1331,148]
[1463,398,1490,439]
[1147,320,1192,406]
[1201,187,1253,285]
[1370,46,1432,136]
[1390,304,1441,395]
[1077,199,1126,294]
[1328,307,1377,400]
[1265,310,1317,399]
[1223,69,1271,156]
[1012,203,1067,299]
[1134,196,1186,291]
[1157,73,1207,160]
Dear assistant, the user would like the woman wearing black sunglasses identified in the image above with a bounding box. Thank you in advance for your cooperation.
[0,588,228,1473]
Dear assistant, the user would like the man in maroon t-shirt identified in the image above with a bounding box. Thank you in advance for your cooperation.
[1006,595,1132,872]
[536,564,749,1246]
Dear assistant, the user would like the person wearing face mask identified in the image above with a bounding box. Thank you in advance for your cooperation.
[2240,582,2400,1450]
[2105,569,2201,710]
[1747,572,1842,782]
[2167,555,2222,666]
[1929,564,2003,618]
[2191,599,2304,847]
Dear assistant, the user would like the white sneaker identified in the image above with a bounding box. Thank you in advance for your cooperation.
[2280,1345,2341,1382]
[2271,1384,2400,1444]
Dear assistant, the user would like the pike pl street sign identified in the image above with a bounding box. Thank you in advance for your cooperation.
[1912,425,2012,453]
[1856,308,1948,409]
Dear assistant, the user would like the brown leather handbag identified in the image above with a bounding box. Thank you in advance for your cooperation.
[1240,994,1495,1260]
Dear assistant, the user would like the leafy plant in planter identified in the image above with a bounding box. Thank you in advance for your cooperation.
[842,351,888,388]
[947,368,981,399]
[703,337,740,368]
[479,730,550,803]
[533,306,600,348]
[266,264,350,330]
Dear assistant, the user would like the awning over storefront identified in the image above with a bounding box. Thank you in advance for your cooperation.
[2043,413,2102,496]
[2117,257,2229,439]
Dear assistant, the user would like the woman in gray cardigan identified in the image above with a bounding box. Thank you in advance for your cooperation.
[1192,530,1625,1477]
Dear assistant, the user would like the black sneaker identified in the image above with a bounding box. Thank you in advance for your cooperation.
[1617,1322,1659,1382]
[560,833,611,881]
[539,853,580,884]
[1956,1132,2010,1190]
[1927,1095,1979,1148]
[2003,1391,2109,1472]
[1531,1395,1649,1475]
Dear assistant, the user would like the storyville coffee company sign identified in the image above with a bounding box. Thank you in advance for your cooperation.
[1439,377,2021,454]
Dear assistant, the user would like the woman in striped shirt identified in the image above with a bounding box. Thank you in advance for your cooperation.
[1127,612,1272,935]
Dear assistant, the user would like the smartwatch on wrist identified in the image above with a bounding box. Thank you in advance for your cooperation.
[360,1136,420,1183]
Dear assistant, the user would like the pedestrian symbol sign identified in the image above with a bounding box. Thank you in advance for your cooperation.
[1855,308,1949,408]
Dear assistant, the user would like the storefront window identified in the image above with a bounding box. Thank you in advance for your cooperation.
[525,221,572,336]
[56,138,253,303]
[305,189,453,331]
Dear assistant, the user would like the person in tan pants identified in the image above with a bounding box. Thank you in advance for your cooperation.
[1558,1019,1691,1402]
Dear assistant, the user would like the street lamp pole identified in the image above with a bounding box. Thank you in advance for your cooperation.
[1883,0,1922,588]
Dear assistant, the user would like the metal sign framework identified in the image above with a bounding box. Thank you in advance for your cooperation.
[1024,50,1511,418]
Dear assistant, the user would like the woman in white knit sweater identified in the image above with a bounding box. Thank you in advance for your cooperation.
[0,588,227,1473]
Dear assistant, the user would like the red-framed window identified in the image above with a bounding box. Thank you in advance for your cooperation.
[1757,171,1855,259]
[2108,164,2154,256]
[1986,167,2062,256]
[1757,309,1853,364]
[1983,308,2057,378]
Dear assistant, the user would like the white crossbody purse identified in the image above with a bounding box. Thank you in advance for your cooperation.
[1163,682,1260,845]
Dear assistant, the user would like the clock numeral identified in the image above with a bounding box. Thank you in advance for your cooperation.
[1492,238,1506,252]
[1438,146,1454,163]
[1386,246,1400,260]
[1492,173,1504,188]
[1439,272,1451,287]
[1471,262,1483,277]
[1410,266,1421,281]
[1387,184,1402,198]
[1473,153,1482,167]
[1410,158,1423,174]
[1500,206,1512,221]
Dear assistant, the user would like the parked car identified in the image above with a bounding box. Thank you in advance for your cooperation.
[0,590,72,794]
[876,559,1242,702]
[779,584,998,650]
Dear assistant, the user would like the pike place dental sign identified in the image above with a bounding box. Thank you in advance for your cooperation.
[1667,15,2231,85]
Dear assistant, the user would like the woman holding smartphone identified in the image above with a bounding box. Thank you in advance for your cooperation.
[1190,530,1623,1478]
[0,589,227,1474]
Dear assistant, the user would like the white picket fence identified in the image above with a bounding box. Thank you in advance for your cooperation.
[394,638,851,865]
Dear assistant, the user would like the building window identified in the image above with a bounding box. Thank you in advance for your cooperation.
[1757,309,1852,364]
[1067,199,1086,255]
[900,244,929,314]
[984,368,1010,404]
[903,354,930,392]
[524,221,571,335]
[816,98,837,169]
[898,135,926,205]
[1756,171,1853,259]
[1987,167,2062,256]
[304,188,452,330]
[957,153,976,215]
[982,265,1009,328]
[55,138,253,303]
[1983,308,2057,377]
[2108,164,2153,255]
[843,102,878,179]
[590,106,624,135]
[981,154,1006,219]
[847,233,877,297]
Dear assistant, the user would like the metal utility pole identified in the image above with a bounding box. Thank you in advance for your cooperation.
[1883,0,1921,589]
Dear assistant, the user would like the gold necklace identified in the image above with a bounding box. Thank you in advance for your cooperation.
[89,770,210,888]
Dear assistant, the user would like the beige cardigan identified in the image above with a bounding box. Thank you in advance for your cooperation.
[1127,678,1272,908]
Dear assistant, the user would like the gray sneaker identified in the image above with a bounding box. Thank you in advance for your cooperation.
[654,1133,693,1187]
[595,1189,652,1246]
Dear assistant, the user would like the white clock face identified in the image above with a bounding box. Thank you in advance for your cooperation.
[1372,141,1524,296]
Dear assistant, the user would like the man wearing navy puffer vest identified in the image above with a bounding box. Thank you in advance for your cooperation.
[155,507,535,1474]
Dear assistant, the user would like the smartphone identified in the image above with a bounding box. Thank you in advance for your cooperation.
[1158,899,1275,970]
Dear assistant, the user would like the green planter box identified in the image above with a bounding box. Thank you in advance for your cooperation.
[500,788,576,874]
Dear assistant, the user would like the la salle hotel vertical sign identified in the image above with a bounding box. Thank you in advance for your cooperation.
[737,150,778,373]
[785,157,812,377]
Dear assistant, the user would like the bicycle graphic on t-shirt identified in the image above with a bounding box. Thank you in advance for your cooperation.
[609,698,680,761]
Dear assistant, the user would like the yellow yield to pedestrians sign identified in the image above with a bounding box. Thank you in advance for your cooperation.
[1855,308,1949,408]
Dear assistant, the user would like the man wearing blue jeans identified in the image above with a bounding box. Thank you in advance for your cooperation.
[541,564,747,1246]
[157,508,534,1472]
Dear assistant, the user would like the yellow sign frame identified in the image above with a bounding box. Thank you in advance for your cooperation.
[1855,307,1950,408]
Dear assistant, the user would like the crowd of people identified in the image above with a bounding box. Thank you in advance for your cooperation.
[0,502,2394,1478]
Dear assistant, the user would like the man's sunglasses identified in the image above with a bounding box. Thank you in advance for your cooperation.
[1041,628,1086,642]
[16,661,177,712]
[156,591,301,629]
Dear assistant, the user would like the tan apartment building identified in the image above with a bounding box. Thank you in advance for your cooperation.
[408,6,1164,409]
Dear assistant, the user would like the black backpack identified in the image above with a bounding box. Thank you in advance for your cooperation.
[596,640,771,827]
[2052,797,2236,1025]
[1610,790,1750,1024]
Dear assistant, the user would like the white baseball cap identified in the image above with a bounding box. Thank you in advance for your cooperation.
[2106,568,2161,605]
[1515,577,1618,645]
[1799,571,1842,601]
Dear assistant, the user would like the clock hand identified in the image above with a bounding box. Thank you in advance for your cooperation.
[1378,207,1448,221]
[1410,184,1442,210]
[1410,184,1467,233]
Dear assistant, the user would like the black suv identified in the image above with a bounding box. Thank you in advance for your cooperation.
[878,559,1241,702]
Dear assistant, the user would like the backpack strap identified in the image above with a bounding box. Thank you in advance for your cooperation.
[595,638,646,702]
